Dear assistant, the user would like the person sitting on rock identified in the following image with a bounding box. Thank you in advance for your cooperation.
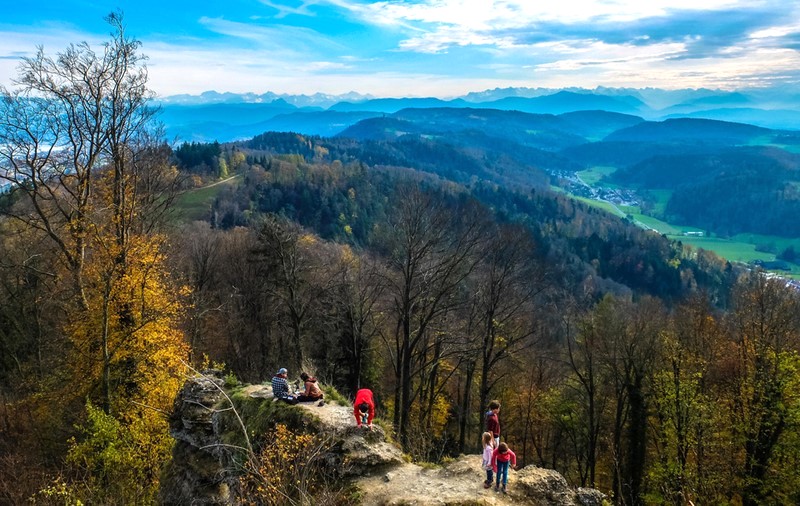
[271,367,296,404]
[353,388,375,429]
[296,372,324,403]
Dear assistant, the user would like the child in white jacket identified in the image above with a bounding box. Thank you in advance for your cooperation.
[481,431,497,488]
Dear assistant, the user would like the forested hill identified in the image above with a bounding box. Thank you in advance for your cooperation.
[326,108,800,239]
[605,117,772,144]
[180,130,735,304]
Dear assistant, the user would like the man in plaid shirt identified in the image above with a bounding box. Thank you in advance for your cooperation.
[271,367,292,402]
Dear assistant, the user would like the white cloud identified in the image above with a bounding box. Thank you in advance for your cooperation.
[750,22,800,39]
[198,16,346,52]
[258,0,320,18]
[327,0,753,29]
[307,61,352,71]
[0,25,106,89]
[2,1,798,97]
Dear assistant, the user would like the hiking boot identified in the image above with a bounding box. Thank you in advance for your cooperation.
[502,485,507,494]
[483,481,491,489]
[494,485,499,492]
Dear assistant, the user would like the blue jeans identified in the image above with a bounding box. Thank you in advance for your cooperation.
[496,460,509,487]
[485,468,493,484]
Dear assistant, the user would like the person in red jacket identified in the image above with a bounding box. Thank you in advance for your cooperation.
[491,442,517,494]
[353,388,375,429]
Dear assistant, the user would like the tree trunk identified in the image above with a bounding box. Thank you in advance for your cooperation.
[458,361,475,454]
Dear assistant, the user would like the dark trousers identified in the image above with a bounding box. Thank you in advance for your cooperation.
[296,394,322,402]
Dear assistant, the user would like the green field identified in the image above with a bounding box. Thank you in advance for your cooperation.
[670,236,775,263]
[174,175,241,222]
[576,166,618,186]
[643,189,672,216]
[731,233,800,254]
[672,235,800,279]
[562,174,800,278]
[573,195,625,217]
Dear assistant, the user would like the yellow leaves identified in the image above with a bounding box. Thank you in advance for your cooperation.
[340,244,358,267]
[59,230,190,502]
[230,151,247,170]
[241,424,324,504]
[428,395,451,437]
[65,400,171,503]
[298,233,318,247]
[32,477,84,505]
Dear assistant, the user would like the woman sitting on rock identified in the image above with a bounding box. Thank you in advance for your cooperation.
[296,372,324,403]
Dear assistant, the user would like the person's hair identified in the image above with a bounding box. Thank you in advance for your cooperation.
[300,372,309,381]
[488,400,500,410]
[358,402,369,414]
[482,432,493,446]
[498,442,508,453]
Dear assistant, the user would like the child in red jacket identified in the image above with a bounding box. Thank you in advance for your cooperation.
[491,442,517,494]
[353,388,375,429]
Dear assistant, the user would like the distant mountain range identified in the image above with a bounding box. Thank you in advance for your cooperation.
[157,86,800,142]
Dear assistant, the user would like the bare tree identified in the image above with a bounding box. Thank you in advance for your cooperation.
[378,185,487,448]
[0,12,156,308]
[253,214,344,371]
[473,224,546,447]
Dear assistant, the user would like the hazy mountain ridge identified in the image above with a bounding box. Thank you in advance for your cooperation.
[158,86,800,143]
[159,88,800,142]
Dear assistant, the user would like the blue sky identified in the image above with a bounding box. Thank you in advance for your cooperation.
[2,1,800,98]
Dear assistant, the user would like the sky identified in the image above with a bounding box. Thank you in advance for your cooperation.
[1,0,800,98]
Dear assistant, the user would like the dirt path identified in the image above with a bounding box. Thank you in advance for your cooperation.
[203,174,240,188]
[297,398,355,426]
[357,454,518,506]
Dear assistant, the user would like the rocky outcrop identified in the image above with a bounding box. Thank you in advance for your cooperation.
[515,466,607,505]
[159,373,606,505]
[160,370,237,505]
[159,373,404,504]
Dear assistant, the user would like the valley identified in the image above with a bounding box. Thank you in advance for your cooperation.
[560,164,800,279]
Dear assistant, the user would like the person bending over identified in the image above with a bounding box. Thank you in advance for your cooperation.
[353,388,375,429]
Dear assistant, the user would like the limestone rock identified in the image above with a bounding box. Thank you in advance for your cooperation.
[516,465,573,504]
[160,370,238,505]
[514,465,607,505]
[340,432,404,475]
[576,487,607,506]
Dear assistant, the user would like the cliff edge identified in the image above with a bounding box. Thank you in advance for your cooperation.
[159,372,606,505]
